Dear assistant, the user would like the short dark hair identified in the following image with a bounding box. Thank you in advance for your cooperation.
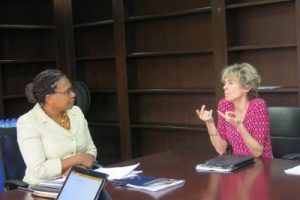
[25,69,66,105]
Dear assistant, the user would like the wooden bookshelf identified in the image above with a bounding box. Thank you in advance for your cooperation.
[1,0,300,163]
[0,0,57,118]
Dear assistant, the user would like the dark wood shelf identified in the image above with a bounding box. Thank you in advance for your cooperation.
[259,87,298,94]
[127,87,298,95]
[228,44,296,52]
[127,50,213,58]
[88,120,119,128]
[90,89,116,94]
[129,88,215,94]
[73,20,114,29]
[0,59,56,64]
[76,55,115,61]
[127,7,211,22]
[226,0,293,9]
[131,122,206,132]
[0,24,55,29]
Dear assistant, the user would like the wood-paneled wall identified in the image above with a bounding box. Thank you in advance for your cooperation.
[0,0,299,164]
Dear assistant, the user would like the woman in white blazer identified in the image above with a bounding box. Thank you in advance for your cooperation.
[17,69,97,185]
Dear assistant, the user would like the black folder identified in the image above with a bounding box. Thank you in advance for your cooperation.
[205,154,254,168]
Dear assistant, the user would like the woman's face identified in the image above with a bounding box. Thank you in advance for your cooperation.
[48,76,76,111]
[222,75,249,102]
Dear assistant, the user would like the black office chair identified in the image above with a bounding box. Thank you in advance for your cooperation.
[0,128,27,191]
[0,81,93,191]
[268,106,300,159]
[72,81,91,115]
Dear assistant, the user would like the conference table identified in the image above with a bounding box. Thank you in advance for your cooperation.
[1,149,300,200]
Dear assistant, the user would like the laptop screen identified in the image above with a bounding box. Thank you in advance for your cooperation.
[57,167,107,200]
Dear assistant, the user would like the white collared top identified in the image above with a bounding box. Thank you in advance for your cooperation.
[17,103,97,184]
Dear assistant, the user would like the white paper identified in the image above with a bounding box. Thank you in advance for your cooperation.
[94,163,140,180]
[284,165,300,175]
[122,170,143,179]
[126,179,185,192]
[39,176,66,187]
[125,183,184,199]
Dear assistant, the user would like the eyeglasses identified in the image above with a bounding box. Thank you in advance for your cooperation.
[54,87,73,96]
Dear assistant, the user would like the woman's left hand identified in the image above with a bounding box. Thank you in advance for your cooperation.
[217,110,241,125]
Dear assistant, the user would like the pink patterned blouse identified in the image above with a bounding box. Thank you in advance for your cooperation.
[217,98,273,158]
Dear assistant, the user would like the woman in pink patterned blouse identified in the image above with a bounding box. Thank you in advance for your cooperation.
[196,63,273,158]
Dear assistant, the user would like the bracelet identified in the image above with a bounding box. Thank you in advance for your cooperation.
[208,132,218,136]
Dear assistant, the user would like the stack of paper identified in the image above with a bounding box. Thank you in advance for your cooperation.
[31,190,59,199]
[28,177,66,198]
[94,163,141,180]
[39,176,66,187]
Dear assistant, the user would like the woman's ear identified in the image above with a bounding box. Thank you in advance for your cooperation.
[243,84,252,93]
[44,94,53,105]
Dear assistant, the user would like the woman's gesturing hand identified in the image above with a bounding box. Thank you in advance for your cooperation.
[217,110,241,125]
[196,105,213,123]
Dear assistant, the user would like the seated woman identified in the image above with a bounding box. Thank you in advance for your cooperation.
[17,69,97,184]
[196,63,273,158]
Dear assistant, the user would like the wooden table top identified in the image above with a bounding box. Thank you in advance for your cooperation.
[1,149,300,200]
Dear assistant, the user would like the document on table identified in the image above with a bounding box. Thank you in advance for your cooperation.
[113,175,185,192]
[284,165,300,175]
[94,163,141,180]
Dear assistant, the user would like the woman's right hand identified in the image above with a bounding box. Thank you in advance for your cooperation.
[196,105,213,123]
[78,153,95,168]
[61,153,95,173]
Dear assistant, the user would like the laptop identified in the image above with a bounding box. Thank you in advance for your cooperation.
[205,154,254,169]
[56,166,108,200]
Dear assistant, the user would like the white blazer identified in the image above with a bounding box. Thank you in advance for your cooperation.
[17,103,97,184]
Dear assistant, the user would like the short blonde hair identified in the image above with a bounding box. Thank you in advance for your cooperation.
[221,63,261,99]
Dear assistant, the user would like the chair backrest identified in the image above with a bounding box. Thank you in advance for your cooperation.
[0,128,26,181]
[72,81,91,115]
[268,106,300,158]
